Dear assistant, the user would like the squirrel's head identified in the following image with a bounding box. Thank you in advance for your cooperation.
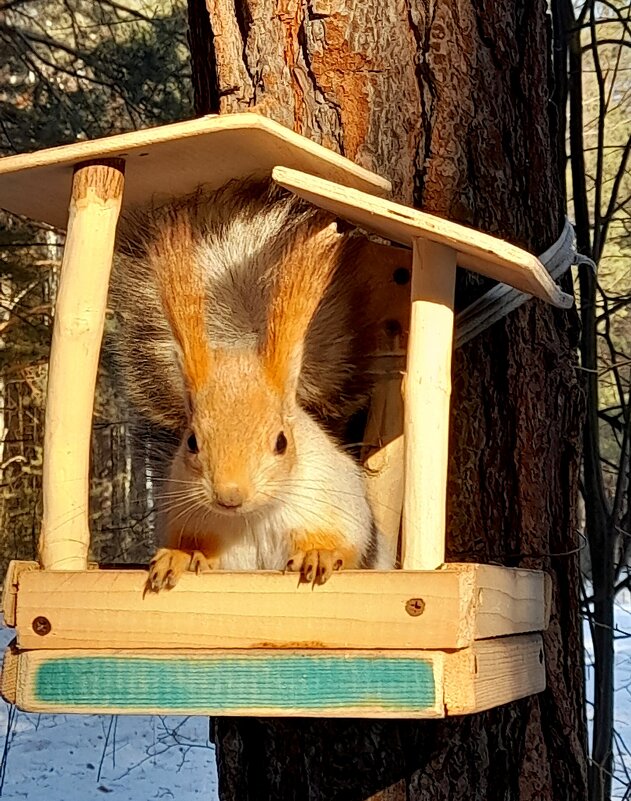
[172,348,299,515]
[165,213,345,515]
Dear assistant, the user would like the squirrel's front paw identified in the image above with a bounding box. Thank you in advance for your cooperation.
[286,549,345,585]
[146,548,213,593]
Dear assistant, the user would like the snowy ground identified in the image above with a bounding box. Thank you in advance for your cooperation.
[584,590,631,799]
[0,598,629,800]
[0,621,219,801]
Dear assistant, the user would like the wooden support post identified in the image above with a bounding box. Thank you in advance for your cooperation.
[364,433,404,565]
[360,240,409,564]
[39,160,125,570]
[363,370,404,565]
[401,240,457,570]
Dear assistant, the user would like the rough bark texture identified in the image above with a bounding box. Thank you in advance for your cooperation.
[187,1,588,799]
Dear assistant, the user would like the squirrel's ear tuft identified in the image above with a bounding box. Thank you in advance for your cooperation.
[261,218,344,398]
[151,206,213,396]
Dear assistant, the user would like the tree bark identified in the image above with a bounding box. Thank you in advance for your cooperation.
[187,1,588,799]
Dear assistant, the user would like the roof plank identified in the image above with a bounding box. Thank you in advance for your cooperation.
[273,166,573,308]
[0,114,390,229]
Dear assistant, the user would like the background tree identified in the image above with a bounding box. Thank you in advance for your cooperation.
[186,1,588,799]
[554,1,631,798]
[0,0,193,574]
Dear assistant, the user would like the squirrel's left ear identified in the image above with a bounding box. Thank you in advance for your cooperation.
[261,220,343,398]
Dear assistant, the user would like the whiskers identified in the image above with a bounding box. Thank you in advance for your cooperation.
[152,482,212,531]
[260,479,363,529]
[266,476,402,513]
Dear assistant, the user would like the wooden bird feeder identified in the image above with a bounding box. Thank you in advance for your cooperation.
[0,114,570,718]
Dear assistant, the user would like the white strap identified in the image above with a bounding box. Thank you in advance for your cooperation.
[455,219,593,347]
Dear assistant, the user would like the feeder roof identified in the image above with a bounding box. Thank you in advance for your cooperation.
[0,114,391,230]
[273,166,573,309]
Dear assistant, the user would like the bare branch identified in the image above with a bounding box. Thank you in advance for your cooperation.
[588,2,607,260]
[599,136,631,257]
[99,0,156,22]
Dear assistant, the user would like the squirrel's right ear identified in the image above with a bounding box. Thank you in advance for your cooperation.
[261,220,343,399]
[149,207,213,400]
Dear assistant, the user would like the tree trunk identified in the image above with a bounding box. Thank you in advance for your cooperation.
[187,1,588,798]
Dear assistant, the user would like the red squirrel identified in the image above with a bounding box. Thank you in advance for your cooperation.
[111,179,390,589]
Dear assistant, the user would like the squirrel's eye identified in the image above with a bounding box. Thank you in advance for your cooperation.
[275,431,287,455]
[186,432,198,454]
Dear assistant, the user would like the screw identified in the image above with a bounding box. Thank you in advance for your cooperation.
[32,616,51,636]
[405,598,425,616]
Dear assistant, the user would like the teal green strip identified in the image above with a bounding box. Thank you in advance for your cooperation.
[34,654,435,712]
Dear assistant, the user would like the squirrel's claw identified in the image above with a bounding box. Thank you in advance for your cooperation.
[145,548,213,593]
[286,549,344,586]
[190,550,213,575]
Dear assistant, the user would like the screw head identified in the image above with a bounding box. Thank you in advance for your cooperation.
[405,598,425,617]
[32,616,51,636]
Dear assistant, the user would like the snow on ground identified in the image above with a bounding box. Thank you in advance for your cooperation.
[584,589,631,799]
[0,596,630,799]
[0,621,219,801]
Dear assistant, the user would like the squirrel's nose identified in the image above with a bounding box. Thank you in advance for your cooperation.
[214,483,244,509]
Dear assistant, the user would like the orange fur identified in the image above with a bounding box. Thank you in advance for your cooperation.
[289,530,360,567]
[163,528,225,561]
[262,220,344,393]
[191,348,296,498]
[149,206,211,394]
